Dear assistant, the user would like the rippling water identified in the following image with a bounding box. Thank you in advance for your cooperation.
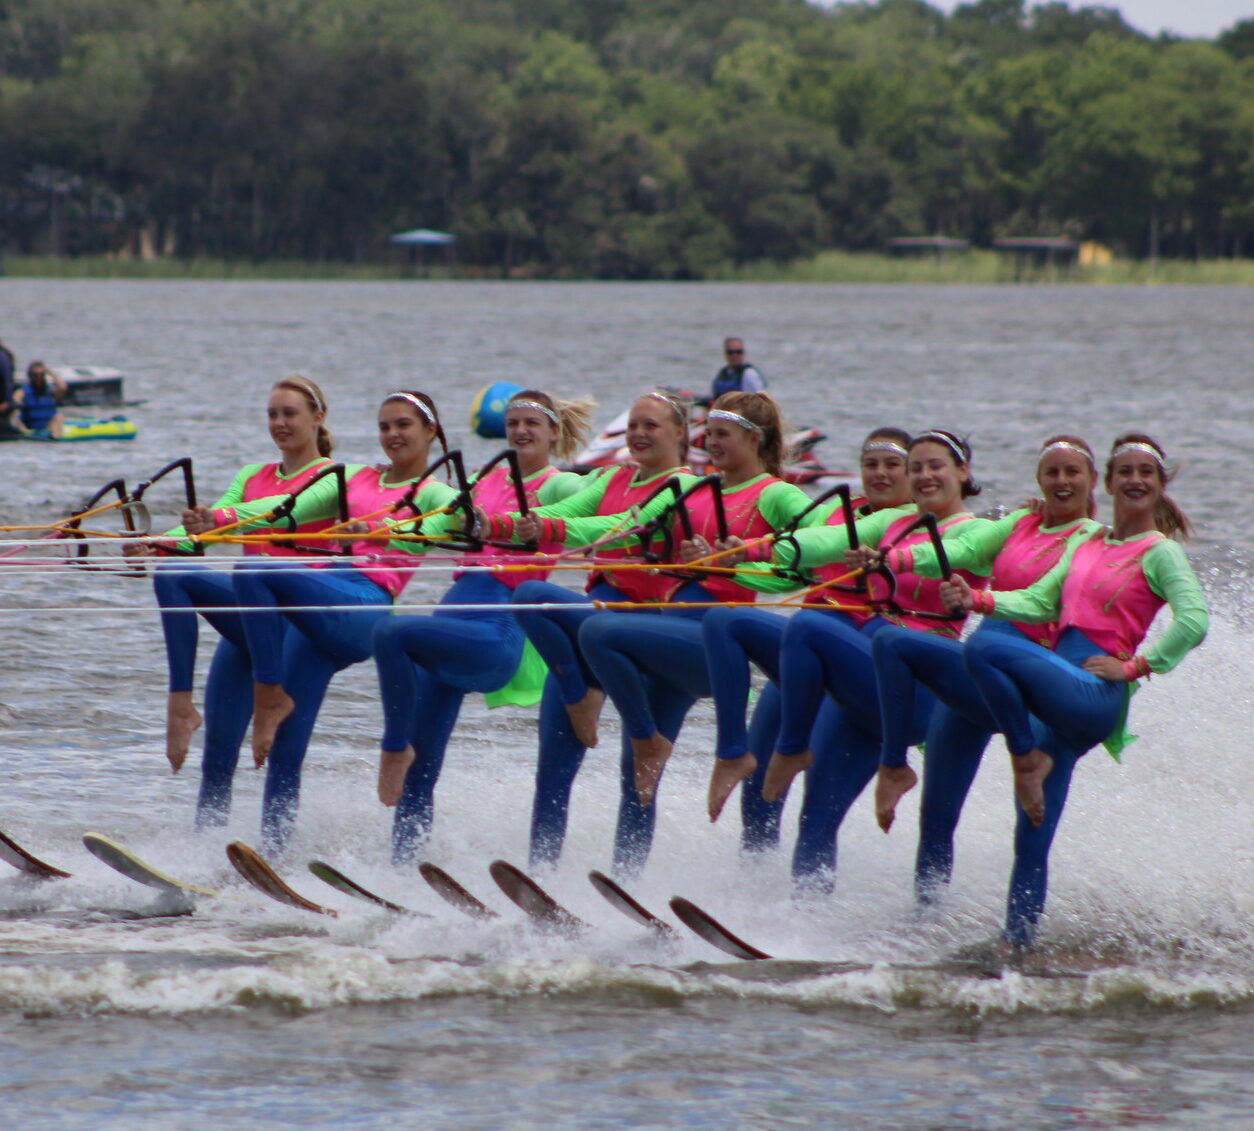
[0,280,1251,1128]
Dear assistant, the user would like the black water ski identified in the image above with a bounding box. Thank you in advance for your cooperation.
[308,861,429,917]
[588,870,675,936]
[669,896,772,960]
[489,860,585,933]
[226,842,337,917]
[418,862,499,920]
[0,828,70,879]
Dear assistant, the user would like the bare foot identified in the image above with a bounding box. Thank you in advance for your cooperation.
[762,750,812,802]
[1012,748,1054,827]
[564,688,605,749]
[631,732,673,805]
[251,681,294,768]
[707,752,758,823]
[874,764,918,832]
[378,746,416,807]
[165,691,202,774]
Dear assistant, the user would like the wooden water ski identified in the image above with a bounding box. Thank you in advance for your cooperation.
[307,861,428,917]
[226,841,337,917]
[669,896,772,961]
[82,832,218,897]
[489,860,585,933]
[0,827,71,880]
[418,861,498,920]
[588,870,674,936]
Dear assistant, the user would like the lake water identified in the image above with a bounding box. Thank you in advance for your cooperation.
[0,280,1251,1128]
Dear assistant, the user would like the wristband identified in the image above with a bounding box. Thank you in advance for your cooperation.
[1121,654,1152,681]
[886,546,912,573]
[212,507,235,528]
[969,588,995,615]
[745,539,773,563]
[537,517,565,544]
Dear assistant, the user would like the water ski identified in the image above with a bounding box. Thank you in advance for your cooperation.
[226,842,336,917]
[0,827,71,880]
[669,896,772,961]
[307,861,428,916]
[588,870,674,936]
[82,832,218,897]
[418,862,498,920]
[489,860,585,934]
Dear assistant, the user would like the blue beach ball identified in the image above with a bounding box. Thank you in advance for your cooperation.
[469,382,524,439]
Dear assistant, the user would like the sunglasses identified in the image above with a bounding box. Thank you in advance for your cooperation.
[725,348,744,355]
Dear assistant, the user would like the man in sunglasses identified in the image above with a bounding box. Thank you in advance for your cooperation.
[710,337,766,400]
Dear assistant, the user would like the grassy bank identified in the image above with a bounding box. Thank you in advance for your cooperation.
[4,251,1254,284]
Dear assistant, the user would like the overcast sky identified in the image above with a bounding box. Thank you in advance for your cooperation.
[853,1,1250,39]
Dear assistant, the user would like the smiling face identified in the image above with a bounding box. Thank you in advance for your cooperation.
[1037,447,1096,526]
[704,415,761,476]
[860,444,910,511]
[267,387,321,457]
[626,396,685,474]
[908,440,969,515]
[506,400,559,471]
[1106,449,1164,524]
[377,399,436,473]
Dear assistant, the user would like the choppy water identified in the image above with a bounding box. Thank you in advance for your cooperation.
[0,280,1251,1128]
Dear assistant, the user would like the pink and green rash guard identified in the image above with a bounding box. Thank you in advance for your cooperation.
[891,508,1103,648]
[454,463,585,591]
[983,530,1208,675]
[763,504,983,635]
[163,457,335,556]
[668,474,812,603]
[510,470,810,606]
[507,463,692,603]
[203,463,461,596]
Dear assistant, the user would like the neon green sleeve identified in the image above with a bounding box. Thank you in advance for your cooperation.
[756,480,814,531]
[1141,540,1208,673]
[774,506,904,572]
[160,464,262,543]
[525,467,614,520]
[549,472,701,548]
[535,470,587,505]
[387,479,464,553]
[905,510,1020,577]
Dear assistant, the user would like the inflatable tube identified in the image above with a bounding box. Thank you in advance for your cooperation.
[469,382,523,439]
[29,416,138,443]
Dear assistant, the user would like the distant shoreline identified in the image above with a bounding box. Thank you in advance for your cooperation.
[4,251,1253,285]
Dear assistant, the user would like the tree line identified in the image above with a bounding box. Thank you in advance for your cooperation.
[2,0,1252,277]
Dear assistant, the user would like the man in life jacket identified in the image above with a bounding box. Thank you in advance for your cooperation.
[15,361,67,438]
[710,337,766,401]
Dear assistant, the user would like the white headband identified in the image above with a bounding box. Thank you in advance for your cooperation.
[282,378,323,416]
[645,390,685,422]
[1038,440,1094,469]
[509,399,560,426]
[385,392,437,427]
[913,431,967,465]
[862,441,908,458]
[708,408,762,433]
[1111,441,1165,466]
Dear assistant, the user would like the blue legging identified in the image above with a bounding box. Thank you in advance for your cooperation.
[512,578,621,705]
[153,561,248,693]
[702,607,787,763]
[963,626,1124,945]
[791,698,878,888]
[233,559,392,849]
[152,560,260,828]
[514,577,656,870]
[779,614,935,883]
[871,620,1010,899]
[778,613,933,754]
[374,571,524,863]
